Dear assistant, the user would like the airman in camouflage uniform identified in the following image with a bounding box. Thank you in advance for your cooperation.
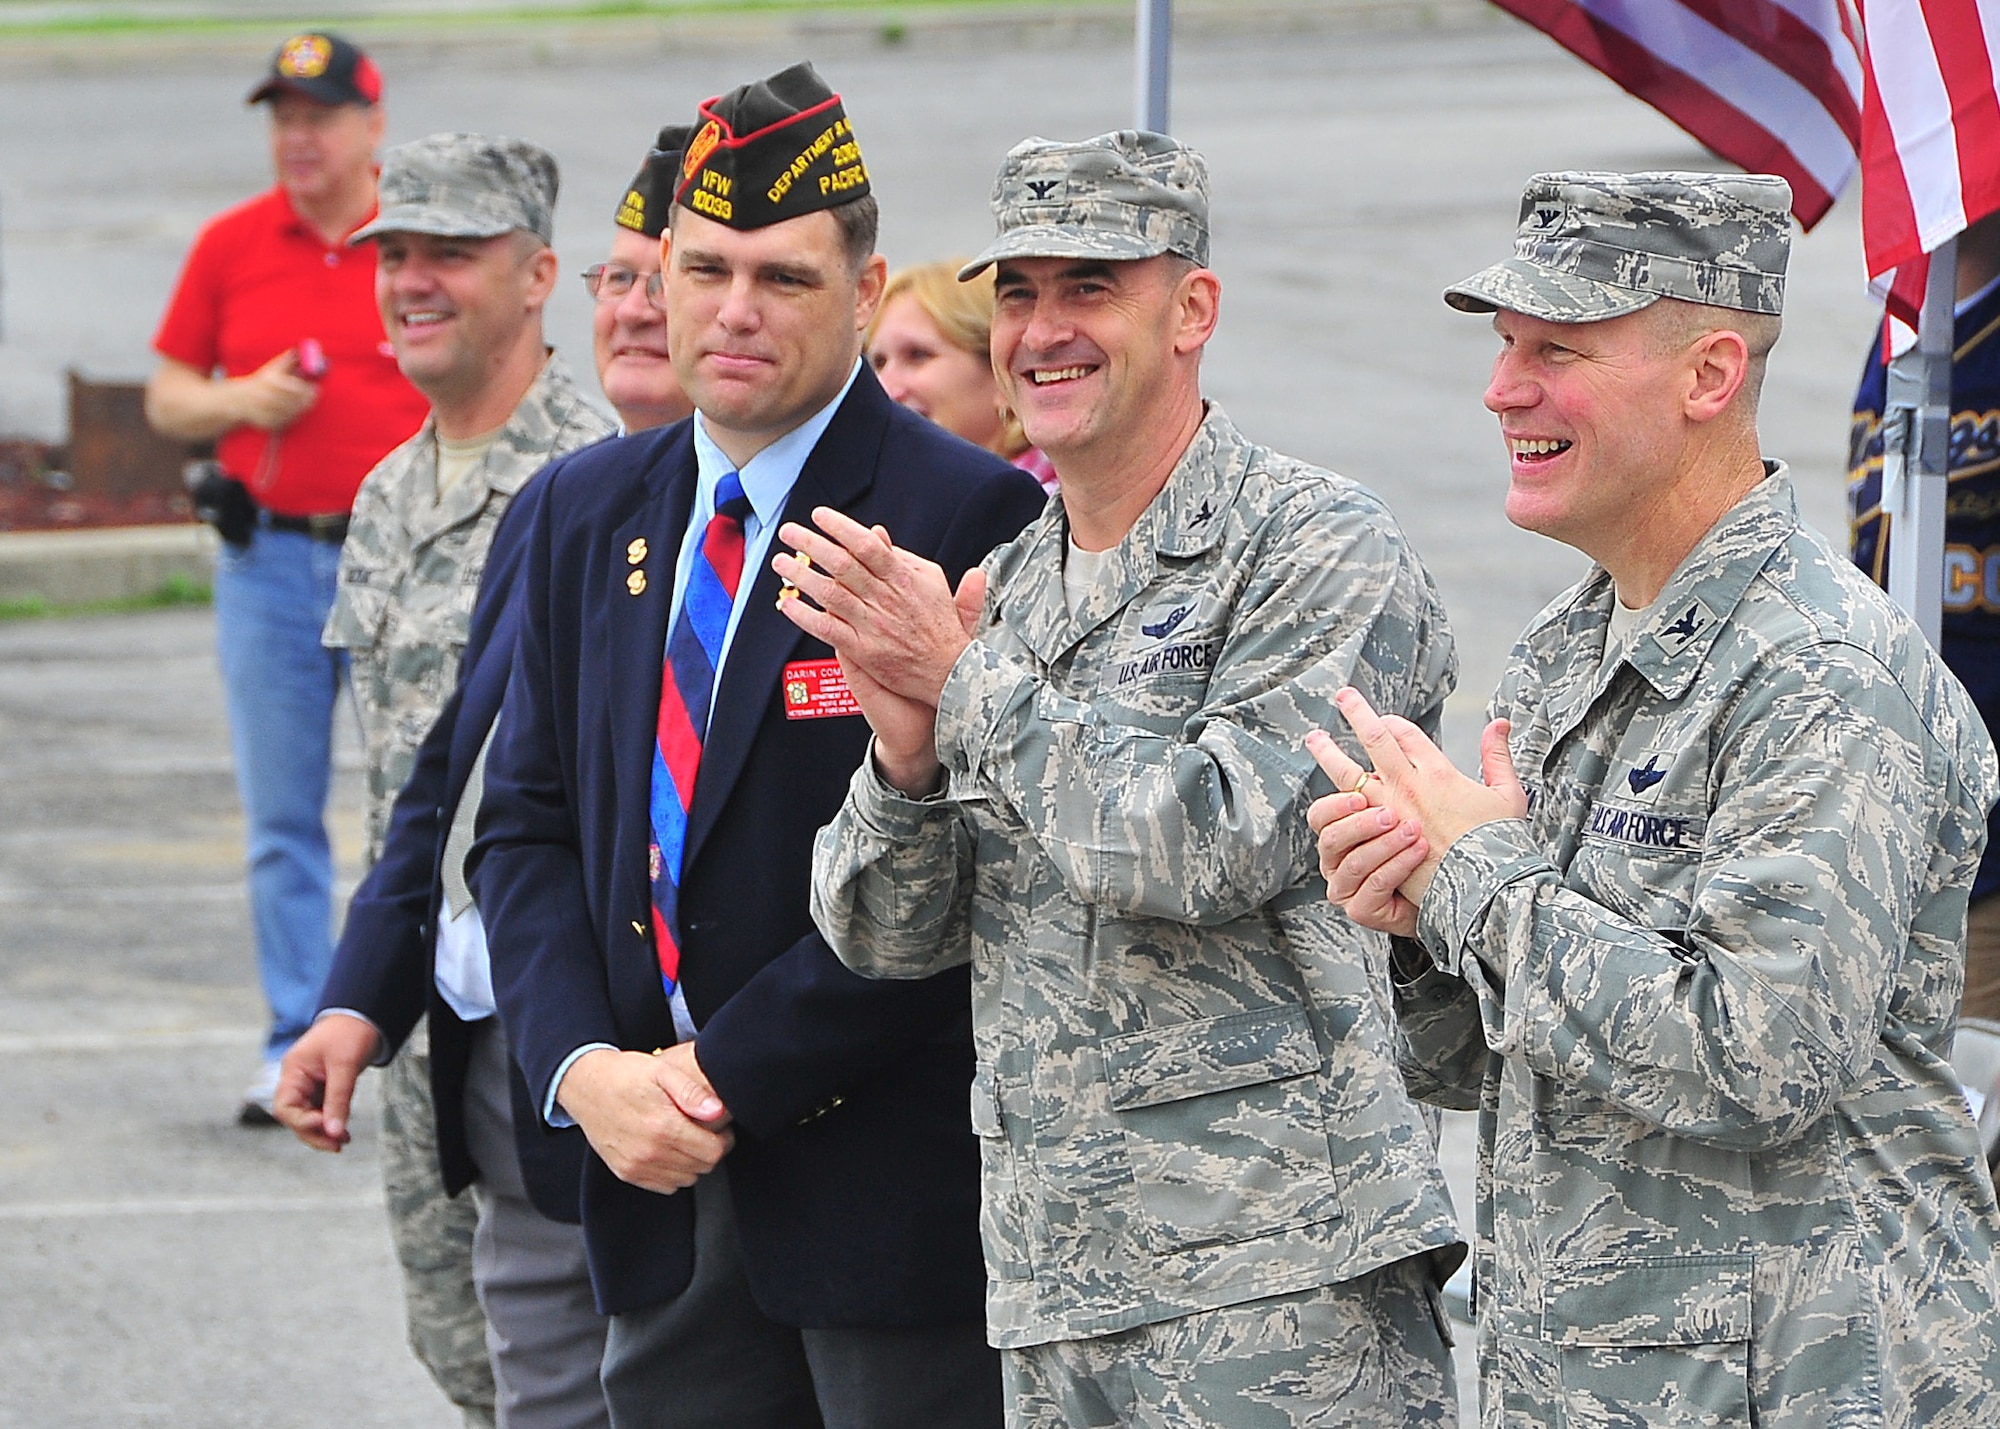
[790,132,1465,1427]
[329,345,611,855]
[1310,172,2000,1428]
[319,133,613,1428]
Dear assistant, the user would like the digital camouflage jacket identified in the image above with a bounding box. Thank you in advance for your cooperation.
[814,405,1467,1348]
[1400,465,2000,1427]
[323,351,614,860]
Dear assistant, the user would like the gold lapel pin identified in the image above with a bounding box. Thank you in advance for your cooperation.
[775,550,810,608]
[627,537,648,565]
[627,570,647,596]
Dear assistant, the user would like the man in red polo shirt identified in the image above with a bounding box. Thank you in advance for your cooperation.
[145,32,428,1128]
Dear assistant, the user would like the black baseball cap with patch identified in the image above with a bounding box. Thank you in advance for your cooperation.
[247,32,382,107]
[617,125,695,239]
[674,62,869,231]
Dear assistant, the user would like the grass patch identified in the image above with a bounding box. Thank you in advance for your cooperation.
[0,572,211,621]
[0,0,1074,40]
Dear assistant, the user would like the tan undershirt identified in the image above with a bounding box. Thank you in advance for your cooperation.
[1063,538,1114,617]
[436,429,501,503]
[1603,593,1651,672]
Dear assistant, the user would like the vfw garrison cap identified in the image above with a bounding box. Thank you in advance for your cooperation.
[959,130,1209,280]
[617,125,695,239]
[349,133,560,246]
[675,62,869,231]
[247,32,382,107]
[1444,171,1792,321]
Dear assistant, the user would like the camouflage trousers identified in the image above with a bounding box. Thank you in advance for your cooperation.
[1966,897,2000,1203]
[1002,1253,1457,1428]
[382,1019,497,1428]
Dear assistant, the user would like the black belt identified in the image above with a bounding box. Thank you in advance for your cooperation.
[259,509,350,543]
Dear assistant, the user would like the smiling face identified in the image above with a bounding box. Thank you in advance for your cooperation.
[867,292,1007,452]
[373,229,554,415]
[267,94,381,212]
[661,205,884,465]
[989,254,1201,472]
[590,226,689,432]
[1483,305,1692,559]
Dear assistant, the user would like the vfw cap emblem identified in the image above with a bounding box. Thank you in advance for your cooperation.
[278,34,333,79]
[684,120,722,180]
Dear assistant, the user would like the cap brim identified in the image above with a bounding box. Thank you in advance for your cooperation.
[347,207,521,246]
[958,225,1171,281]
[247,76,359,106]
[1442,257,1659,322]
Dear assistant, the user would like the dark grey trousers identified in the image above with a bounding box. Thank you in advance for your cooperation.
[462,1018,612,1429]
[599,1166,1000,1429]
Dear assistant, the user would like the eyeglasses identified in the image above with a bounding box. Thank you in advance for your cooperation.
[581,263,665,306]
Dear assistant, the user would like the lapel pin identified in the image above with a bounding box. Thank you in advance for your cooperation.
[627,537,648,565]
[627,570,647,596]
[775,550,810,609]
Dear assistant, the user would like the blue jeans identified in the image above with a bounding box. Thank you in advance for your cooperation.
[212,527,347,1057]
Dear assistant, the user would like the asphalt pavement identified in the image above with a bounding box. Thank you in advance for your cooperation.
[0,6,1883,1425]
[0,606,450,1428]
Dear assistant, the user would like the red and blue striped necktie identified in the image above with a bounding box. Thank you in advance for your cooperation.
[648,471,752,1000]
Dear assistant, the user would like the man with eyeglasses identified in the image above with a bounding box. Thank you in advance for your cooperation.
[277,131,614,1428]
[586,124,696,435]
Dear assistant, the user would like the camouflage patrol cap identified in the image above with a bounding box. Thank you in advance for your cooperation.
[617,125,694,239]
[1444,171,1792,321]
[958,130,1209,280]
[349,133,559,246]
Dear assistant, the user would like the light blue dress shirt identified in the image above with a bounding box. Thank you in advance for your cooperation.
[544,359,862,1124]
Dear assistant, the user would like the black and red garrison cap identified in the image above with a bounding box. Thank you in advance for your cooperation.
[675,62,870,231]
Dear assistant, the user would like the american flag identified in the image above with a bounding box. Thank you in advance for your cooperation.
[1857,0,2000,343]
[1494,0,2000,351]
[1488,0,1865,229]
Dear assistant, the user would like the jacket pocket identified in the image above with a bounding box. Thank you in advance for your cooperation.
[969,1065,1032,1281]
[1101,1005,1341,1254]
[1546,1254,1753,1427]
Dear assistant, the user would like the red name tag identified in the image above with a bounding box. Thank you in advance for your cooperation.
[782,658,861,720]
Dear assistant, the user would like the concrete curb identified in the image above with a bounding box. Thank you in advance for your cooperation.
[0,523,215,607]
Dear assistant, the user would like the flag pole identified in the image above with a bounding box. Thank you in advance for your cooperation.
[1136,0,1172,132]
[1884,239,1956,649]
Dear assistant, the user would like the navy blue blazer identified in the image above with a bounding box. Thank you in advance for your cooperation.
[318,471,587,1220]
[475,368,1048,1322]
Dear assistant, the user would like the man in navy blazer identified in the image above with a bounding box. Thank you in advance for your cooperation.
[474,65,1045,1429]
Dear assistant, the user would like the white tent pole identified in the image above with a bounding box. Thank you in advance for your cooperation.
[1136,0,1172,133]
[1884,237,1957,650]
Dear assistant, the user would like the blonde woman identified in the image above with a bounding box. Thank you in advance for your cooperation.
[867,259,1058,492]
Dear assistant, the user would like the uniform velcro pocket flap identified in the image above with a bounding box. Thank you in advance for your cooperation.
[968,1065,1003,1138]
[321,580,389,652]
[1543,1254,1753,1347]
[1101,1006,1322,1112]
